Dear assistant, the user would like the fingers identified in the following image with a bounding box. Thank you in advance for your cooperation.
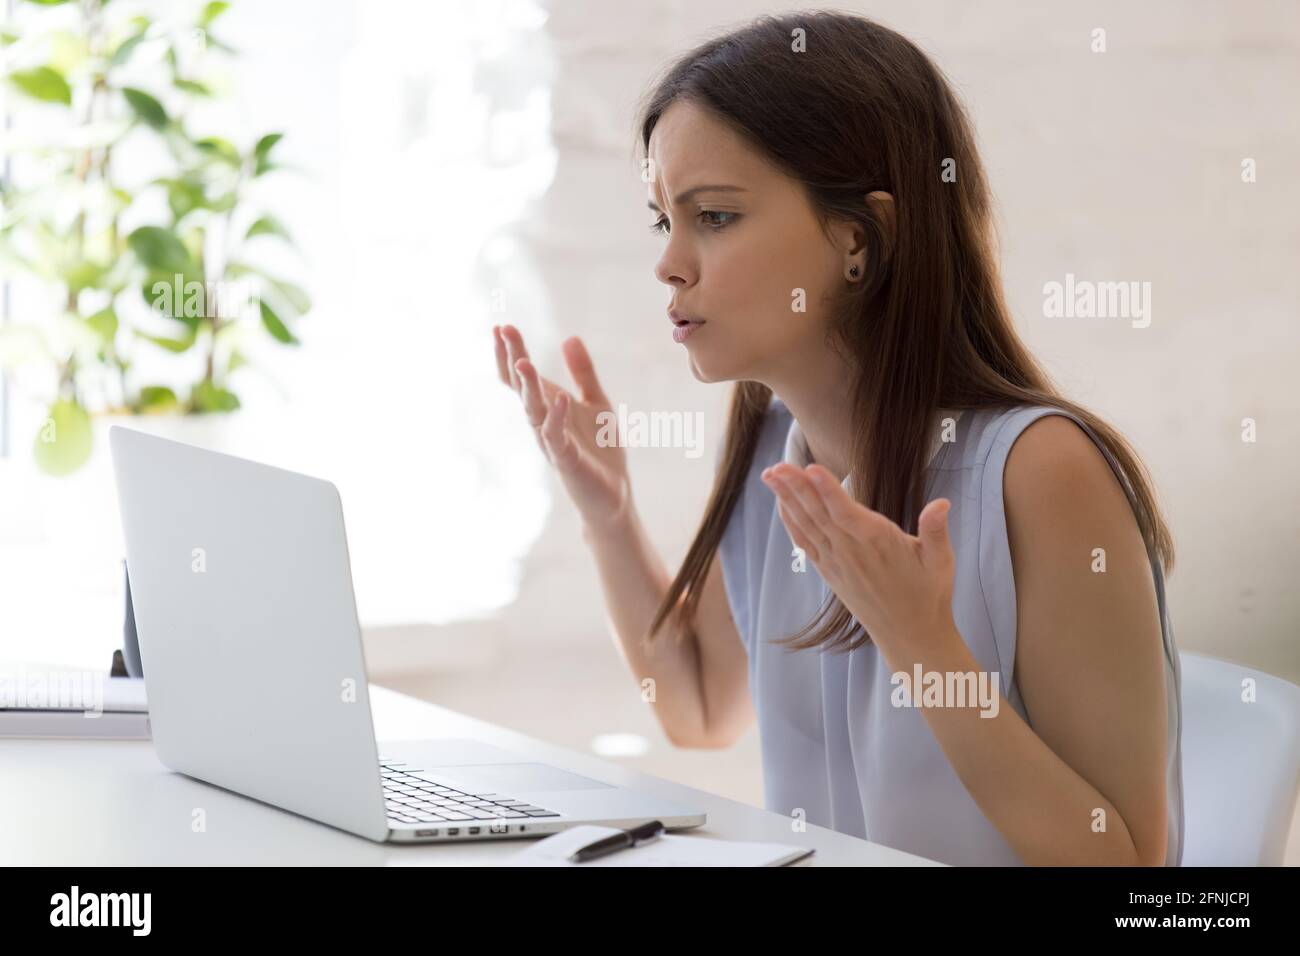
[495,326,589,470]
[917,497,954,572]
[561,336,609,406]
[763,466,832,556]
[777,498,821,563]
[514,358,554,460]
[511,347,577,468]
[498,324,531,392]
[765,464,901,560]
[514,357,548,429]
[539,390,579,468]
[492,325,512,387]
[805,465,869,527]
[497,324,560,398]
[774,465,835,527]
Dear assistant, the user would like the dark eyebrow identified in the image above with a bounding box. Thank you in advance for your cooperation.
[647,184,747,213]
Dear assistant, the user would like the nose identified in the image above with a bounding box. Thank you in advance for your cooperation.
[653,235,696,289]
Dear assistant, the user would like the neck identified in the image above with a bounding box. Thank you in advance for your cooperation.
[764,342,857,482]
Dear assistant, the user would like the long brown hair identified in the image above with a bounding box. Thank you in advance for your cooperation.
[639,11,1174,652]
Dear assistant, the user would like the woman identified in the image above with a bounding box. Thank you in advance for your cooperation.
[491,11,1182,867]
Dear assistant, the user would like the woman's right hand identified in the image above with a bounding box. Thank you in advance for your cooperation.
[493,324,631,531]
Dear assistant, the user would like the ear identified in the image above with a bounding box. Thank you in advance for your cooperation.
[828,214,869,266]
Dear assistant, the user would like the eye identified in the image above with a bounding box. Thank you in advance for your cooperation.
[647,210,739,236]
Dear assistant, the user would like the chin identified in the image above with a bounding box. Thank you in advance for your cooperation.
[686,352,741,385]
[686,359,715,384]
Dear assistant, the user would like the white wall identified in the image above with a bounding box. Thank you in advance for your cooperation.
[3,0,1295,688]
[518,0,1300,682]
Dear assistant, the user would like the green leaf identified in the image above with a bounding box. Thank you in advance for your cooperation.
[206,191,236,213]
[141,275,203,328]
[128,226,195,275]
[227,349,249,374]
[253,132,283,160]
[191,381,240,412]
[252,132,283,175]
[157,176,207,221]
[194,136,241,167]
[137,385,178,411]
[173,77,212,96]
[111,30,149,68]
[201,34,238,55]
[84,307,118,344]
[61,259,107,292]
[199,1,231,27]
[8,66,72,105]
[245,215,289,241]
[140,332,195,353]
[259,300,298,344]
[122,88,168,129]
[182,227,206,266]
[269,277,311,316]
[49,29,89,75]
[226,262,312,318]
[33,399,93,477]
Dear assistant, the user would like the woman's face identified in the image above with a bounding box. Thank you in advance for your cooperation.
[647,99,850,385]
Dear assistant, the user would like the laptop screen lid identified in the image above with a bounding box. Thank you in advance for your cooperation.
[109,426,389,842]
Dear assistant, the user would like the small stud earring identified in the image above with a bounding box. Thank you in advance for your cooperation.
[848,265,860,279]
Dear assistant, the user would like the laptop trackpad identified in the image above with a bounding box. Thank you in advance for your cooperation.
[415,763,613,793]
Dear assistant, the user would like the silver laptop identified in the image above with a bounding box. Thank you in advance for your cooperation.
[109,425,706,844]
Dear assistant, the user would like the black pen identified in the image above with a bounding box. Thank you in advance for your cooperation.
[568,820,665,863]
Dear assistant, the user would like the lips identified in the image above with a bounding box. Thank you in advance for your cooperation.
[670,309,705,344]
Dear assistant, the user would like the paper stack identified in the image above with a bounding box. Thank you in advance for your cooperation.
[0,665,150,739]
[505,824,815,867]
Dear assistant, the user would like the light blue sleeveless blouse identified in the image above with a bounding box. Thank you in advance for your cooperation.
[717,396,1184,866]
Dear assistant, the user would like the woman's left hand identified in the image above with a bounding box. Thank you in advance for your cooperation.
[761,462,959,665]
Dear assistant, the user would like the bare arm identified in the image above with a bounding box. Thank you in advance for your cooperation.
[493,324,753,749]
[898,415,1170,865]
[583,506,753,748]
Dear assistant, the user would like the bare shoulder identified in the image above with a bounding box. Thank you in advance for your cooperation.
[1001,412,1139,545]
[999,411,1170,866]
[1003,413,1128,515]
[1000,410,1158,633]
[999,409,1160,649]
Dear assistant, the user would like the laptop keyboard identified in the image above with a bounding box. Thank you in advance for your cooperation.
[380,761,561,826]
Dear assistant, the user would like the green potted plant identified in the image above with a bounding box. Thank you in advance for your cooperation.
[0,0,310,475]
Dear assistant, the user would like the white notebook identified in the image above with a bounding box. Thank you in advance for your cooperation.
[506,825,815,867]
[0,673,150,739]
[0,709,150,739]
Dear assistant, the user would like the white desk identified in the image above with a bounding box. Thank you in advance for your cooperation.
[0,684,944,866]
